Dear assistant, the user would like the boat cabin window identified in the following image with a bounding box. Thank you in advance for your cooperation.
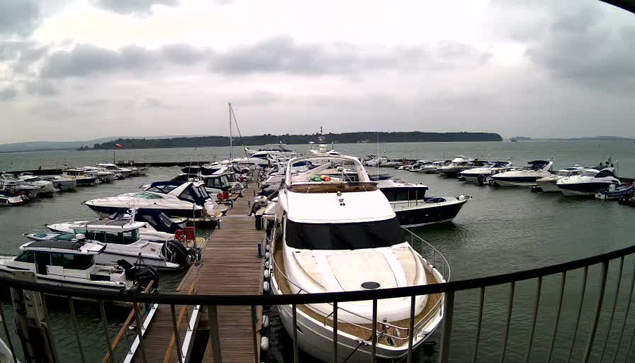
[50,253,94,270]
[83,229,139,244]
[581,170,599,177]
[382,188,427,201]
[15,251,35,263]
[285,218,404,250]
[205,176,228,190]
[595,169,616,178]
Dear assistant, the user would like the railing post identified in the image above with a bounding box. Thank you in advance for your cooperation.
[332,302,338,363]
[170,304,184,363]
[133,302,148,363]
[371,298,378,363]
[567,266,589,363]
[500,281,515,363]
[208,305,222,363]
[0,303,18,363]
[582,261,609,363]
[612,261,635,363]
[547,271,567,363]
[292,304,299,363]
[600,256,624,361]
[524,277,542,363]
[439,290,455,363]
[407,295,416,363]
[99,300,115,363]
[251,305,259,363]
[471,287,485,363]
[68,296,86,363]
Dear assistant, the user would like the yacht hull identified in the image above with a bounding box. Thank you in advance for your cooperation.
[393,198,469,228]
[85,204,205,220]
[558,182,614,197]
[490,177,542,187]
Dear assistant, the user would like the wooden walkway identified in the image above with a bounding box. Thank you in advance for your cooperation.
[131,183,265,363]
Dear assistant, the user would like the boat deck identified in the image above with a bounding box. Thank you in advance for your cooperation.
[129,182,264,363]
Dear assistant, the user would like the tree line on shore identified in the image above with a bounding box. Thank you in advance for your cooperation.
[92,131,503,149]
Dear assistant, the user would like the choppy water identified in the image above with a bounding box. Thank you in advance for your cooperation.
[1,141,634,362]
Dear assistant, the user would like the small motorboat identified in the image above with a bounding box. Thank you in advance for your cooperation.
[534,166,585,193]
[97,163,134,178]
[0,191,29,206]
[417,160,447,174]
[0,240,158,292]
[41,175,77,192]
[62,168,99,186]
[557,168,620,197]
[595,183,634,200]
[26,221,192,271]
[17,174,56,196]
[82,166,116,183]
[378,179,471,227]
[0,174,41,198]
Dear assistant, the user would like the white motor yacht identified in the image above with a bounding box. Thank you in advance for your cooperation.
[82,166,116,183]
[26,221,190,271]
[460,161,513,184]
[85,181,223,222]
[556,168,620,196]
[97,163,134,178]
[439,156,482,177]
[534,167,585,193]
[17,174,56,196]
[269,155,447,362]
[41,175,77,192]
[0,240,158,292]
[490,160,554,187]
[418,160,446,174]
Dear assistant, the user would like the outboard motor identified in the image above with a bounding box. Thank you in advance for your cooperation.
[117,259,159,290]
[162,241,192,267]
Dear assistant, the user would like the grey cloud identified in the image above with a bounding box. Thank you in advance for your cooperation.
[210,36,424,76]
[0,0,40,35]
[209,36,491,76]
[25,80,59,96]
[93,0,178,15]
[161,43,208,65]
[527,6,635,91]
[40,43,208,78]
[0,87,18,101]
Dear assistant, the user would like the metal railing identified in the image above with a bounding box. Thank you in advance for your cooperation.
[0,243,632,363]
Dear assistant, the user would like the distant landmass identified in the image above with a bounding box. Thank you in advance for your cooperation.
[92,132,503,149]
[510,136,532,141]
[547,136,635,141]
[0,137,119,153]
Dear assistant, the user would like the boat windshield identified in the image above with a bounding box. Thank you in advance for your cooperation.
[285,218,404,250]
[135,192,163,199]
[581,170,599,177]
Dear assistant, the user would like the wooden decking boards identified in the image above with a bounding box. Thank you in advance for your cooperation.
[130,182,264,363]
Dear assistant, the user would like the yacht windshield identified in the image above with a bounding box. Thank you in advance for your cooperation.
[135,192,163,199]
[285,218,404,250]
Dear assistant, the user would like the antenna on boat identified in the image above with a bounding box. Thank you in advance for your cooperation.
[229,102,233,160]
[228,103,249,160]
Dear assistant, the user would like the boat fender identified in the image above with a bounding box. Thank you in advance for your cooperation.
[264,269,270,279]
[261,336,270,351]
[265,252,270,260]
[263,281,270,292]
[263,315,270,328]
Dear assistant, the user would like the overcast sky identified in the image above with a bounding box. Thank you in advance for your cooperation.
[0,0,634,144]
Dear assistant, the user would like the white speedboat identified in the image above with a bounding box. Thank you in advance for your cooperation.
[82,166,116,183]
[26,221,191,271]
[534,167,585,193]
[0,240,158,292]
[556,168,620,196]
[418,160,446,174]
[97,163,134,178]
[0,191,29,206]
[460,161,513,184]
[269,155,447,362]
[17,174,56,196]
[490,160,554,187]
[85,181,223,222]
[0,174,41,198]
[378,179,470,227]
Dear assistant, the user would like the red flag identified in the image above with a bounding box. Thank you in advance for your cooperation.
[115,143,122,148]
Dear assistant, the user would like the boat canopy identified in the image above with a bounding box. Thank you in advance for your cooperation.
[528,160,551,169]
[21,241,104,254]
[285,218,404,250]
[146,181,210,205]
[595,169,617,178]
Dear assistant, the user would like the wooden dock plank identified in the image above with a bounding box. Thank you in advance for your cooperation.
[132,182,264,363]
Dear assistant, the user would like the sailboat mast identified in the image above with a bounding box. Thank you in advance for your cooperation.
[229,102,233,160]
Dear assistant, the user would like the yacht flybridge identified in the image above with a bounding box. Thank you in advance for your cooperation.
[268,155,448,362]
